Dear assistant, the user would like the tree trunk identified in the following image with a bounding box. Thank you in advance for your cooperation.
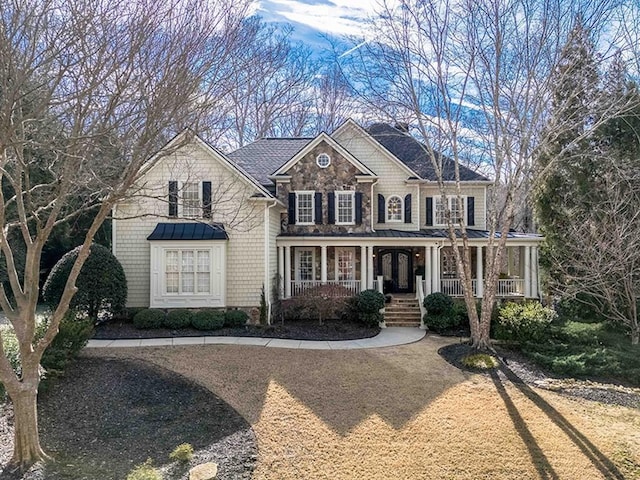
[632,327,639,346]
[9,385,49,468]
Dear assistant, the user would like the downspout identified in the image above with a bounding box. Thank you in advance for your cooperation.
[370,179,379,232]
[111,206,117,256]
[265,199,278,324]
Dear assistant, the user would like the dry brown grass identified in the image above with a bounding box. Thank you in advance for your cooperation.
[86,336,640,479]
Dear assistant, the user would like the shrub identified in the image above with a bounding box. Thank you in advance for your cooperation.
[423,292,454,315]
[43,243,127,321]
[164,310,192,329]
[133,309,166,329]
[126,459,162,480]
[461,353,499,369]
[358,311,383,327]
[356,289,385,313]
[225,309,248,328]
[192,310,225,330]
[495,301,556,343]
[169,443,194,463]
[423,312,461,333]
[39,312,94,372]
[0,326,20,399]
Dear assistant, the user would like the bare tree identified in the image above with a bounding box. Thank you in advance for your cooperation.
[346,0,620,349]
[0,0,249,467]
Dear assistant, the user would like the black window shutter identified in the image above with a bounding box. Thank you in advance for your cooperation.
[378,194,385,223]
[315,192,323,224]
[426,197,433,226]
[202,181,212,219]
[404,194,412,223]
[467,196,475,226]
[288,193,296,225]
[355,192,363,225]
[328,192,335,224]
[168,181,178,217]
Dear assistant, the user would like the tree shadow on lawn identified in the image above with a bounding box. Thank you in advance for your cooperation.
[1,357,257,480]
[490,365,625,480]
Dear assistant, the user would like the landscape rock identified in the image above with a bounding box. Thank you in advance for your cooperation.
[189,462,218,480]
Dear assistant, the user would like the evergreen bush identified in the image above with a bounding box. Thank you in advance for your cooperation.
[191,310,225,330]
[423,292,454,315]
[356,289,385,313]
[164,310,192,329]
[225,309,248,328]
[133,309,165,329]
[495,301,556,342]
[43,243,127,320]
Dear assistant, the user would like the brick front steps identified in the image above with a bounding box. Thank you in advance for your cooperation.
[384,295,422,327]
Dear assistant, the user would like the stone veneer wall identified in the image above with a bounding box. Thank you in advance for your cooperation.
[276,141,371,234]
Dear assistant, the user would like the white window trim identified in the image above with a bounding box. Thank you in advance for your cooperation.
[335,190,355,225]
[180,181,201,219]
[387,195,404,223]
[335,247,356,282]
[316,153,331,168]
[163,248,213,296]
[150,241,226,309]
[295,248,316,281]
[295,190,315,225]
[434,195,466,226]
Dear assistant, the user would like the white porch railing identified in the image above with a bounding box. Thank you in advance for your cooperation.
[416,275,426,329]
[440,279,478,297]
[290,280,361,297]
[496,279,525,296]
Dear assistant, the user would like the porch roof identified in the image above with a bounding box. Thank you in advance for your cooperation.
[278,228,542,240]
[147,223,228,241]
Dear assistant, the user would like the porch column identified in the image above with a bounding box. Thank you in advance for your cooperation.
[524,245,531,298]
[476,246,483,298]
[284,245,292,298]
[278,246,284,297]
[367,246,374,289]
[531,246,539,299]
[320,245,328,283]
[507,247,514,277]
[360,246,367,291]
[424,246,432,294]
[431,247,439,292]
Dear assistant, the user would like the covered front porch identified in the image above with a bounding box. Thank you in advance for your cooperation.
[277,234,541,300]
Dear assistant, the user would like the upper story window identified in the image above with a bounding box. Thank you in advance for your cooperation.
[435,196,464,225]
[182,183,201,218]
[296,191,315,224]
[336,191,355,225]
[316,153,331,168]
[387,196,403,222]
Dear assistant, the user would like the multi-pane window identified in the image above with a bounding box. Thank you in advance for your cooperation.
[296,191,314,224]
[182,183,200,218]
[336,191,354,224]
[442,249,457,277]
[435,196,464,225]
[297,249,315,281]
[336,248,355,281]
[165,249,211,294]
[387,196,403,222]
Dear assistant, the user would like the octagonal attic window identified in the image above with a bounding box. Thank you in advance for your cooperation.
[316,153,331,168]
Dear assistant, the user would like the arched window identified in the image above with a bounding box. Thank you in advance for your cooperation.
[387,196,403,222]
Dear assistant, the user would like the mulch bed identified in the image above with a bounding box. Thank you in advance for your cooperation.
[0,357,257,480]
[94,319,380,341]
[438,342,640,409]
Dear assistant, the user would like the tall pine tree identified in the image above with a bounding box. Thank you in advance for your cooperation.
[534,16,600,287]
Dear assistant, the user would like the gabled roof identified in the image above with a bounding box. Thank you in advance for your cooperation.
[366,123,490,182]
[147,223,228,241]
[227,138,312,186]
[272,132,376,177]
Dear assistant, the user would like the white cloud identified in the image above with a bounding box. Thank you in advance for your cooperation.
[256,0,375,38]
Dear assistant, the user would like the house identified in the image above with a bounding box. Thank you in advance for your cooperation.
[112,119,542,319]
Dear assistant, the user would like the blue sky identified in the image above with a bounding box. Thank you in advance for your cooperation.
[254,0,376,56]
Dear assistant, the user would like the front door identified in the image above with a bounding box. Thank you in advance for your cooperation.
[378,249,413,293]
